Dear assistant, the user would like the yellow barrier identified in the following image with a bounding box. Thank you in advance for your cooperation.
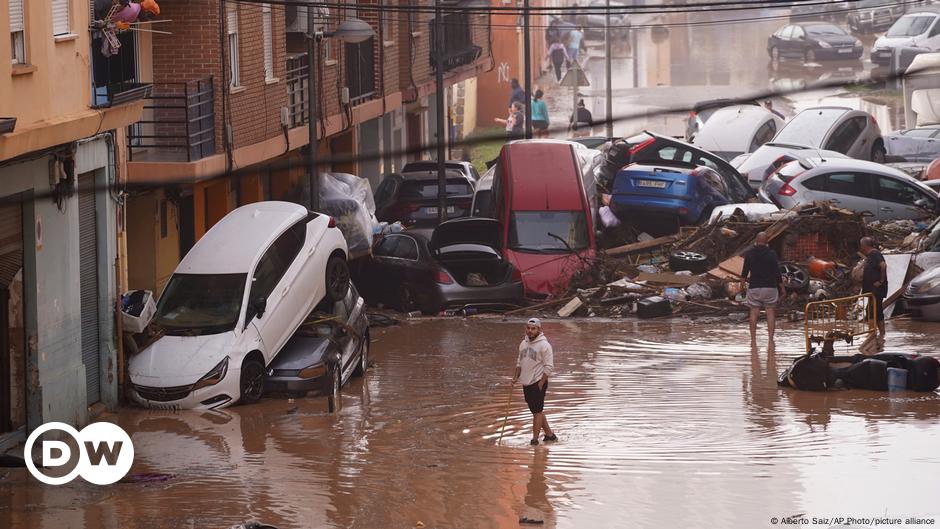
[804,293,876,354]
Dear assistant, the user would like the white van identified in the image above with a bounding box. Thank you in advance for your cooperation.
[872,10,940,65]
[128,202,349,410]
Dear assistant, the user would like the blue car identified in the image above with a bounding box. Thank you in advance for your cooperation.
[610,162,737,227]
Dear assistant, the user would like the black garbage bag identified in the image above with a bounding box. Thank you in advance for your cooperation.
[834,358,888,391]
[778,353,830,391]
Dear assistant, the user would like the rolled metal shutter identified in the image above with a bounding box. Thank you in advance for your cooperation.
[8,0,24,33]
[0,203,23,290]
[79,175,101,405]
[52,0,70,36]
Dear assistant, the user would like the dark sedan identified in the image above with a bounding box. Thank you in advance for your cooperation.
[356,218,525,315]
[767,22,863,62]
[264,281,369,400]
[374,162,477,229]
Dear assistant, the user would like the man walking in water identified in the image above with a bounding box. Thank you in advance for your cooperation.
[860,236,888,347]
[742,232,785,350]
[512,318,557,446]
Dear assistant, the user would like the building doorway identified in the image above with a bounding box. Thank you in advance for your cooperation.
[0,201,25,433]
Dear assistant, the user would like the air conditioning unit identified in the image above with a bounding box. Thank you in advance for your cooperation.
[285,5,307,34]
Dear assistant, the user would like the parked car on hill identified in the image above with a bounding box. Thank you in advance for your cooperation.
[872,9,940,65]
[771,106,885,162]
[355,218,525,314]
[374,161,478,228]
[759,157,939,220]
[691,105,785,161]
[129,202,350,410]
[767,22,863,62]
[265,281,369,401]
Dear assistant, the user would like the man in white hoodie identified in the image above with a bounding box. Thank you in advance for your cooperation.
[512,318,557,446]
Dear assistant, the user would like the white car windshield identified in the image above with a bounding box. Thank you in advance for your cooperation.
[154,273,247,335]
[509,211,589,253]
[887,16,935,37]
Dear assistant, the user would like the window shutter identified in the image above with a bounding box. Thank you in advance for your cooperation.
[262,4,274,79]
[226,4,238,34]
[9,0,24,33]
[52,0,70,35]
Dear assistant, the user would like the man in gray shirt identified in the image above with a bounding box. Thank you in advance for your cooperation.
[512,318,557,446]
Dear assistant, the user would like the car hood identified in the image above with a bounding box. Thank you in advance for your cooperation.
[505,249,595,297]
[908,265,940,295]
[268,335,333,371]
[814,34,857,46]
[874,35,918,48]
[430,217,502,252]
[129,332,237,384]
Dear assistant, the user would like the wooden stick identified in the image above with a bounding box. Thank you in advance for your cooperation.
[496,384,514,446]
[503,296,576,316]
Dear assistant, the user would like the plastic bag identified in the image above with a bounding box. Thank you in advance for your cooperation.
[318,173,378,256]
[687,283,712,300]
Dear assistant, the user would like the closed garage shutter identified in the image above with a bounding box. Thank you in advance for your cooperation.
[0,203,23,289]
[79,174,101,405]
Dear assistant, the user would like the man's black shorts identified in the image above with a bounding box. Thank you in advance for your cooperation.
[523,381,548,414]
[867,294,885,322]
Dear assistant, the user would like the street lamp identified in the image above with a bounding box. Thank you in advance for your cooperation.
[305,15,375,211]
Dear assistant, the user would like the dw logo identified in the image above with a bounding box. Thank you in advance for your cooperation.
[24,422,134,485]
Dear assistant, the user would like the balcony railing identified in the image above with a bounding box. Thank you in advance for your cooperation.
[286,53,309,128]
[127,77,216,163]
[346,39,376,106]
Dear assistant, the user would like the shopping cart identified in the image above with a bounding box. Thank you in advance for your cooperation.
[804,293,876,355]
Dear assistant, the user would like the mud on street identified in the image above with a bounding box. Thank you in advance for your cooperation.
[2,318,939,529]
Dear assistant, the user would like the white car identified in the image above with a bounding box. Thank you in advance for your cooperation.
[871,10,940,65]
[129,201,350,410]
[732,143,849,190]
[691,105,785,162]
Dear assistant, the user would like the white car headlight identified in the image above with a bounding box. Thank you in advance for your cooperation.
[818,41,832,48]
[917,276,940,294]
[193,357,229,390]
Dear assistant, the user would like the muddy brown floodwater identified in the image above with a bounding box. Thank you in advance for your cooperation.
[2,318,939,529]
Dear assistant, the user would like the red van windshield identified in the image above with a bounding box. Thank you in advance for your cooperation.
[508,211,589,253]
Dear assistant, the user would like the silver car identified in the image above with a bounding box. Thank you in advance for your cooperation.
[903,266,940,322]
[771,106,886,163]
[759,157,939,220]
[733,142,849,190]
[884,124,940,162]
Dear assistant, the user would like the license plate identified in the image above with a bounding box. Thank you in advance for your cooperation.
[838,48,852,54]
[148,403,181,411]
[426,206,456,214]
[637,179,667,188]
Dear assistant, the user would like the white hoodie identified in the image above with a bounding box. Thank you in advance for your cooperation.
[517,333,554,387]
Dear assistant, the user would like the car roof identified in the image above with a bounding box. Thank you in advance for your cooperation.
[501,141,585,211]
[399,169,471,181]
[176,201,308,274]
[694,106,780,151]
[401,160,470,172]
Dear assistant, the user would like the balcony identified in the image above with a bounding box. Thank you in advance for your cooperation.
[127,77,216,163]
[346,38,376,106]
[286,53,309,128]
[91,30,152,108]
[429,13,481,73]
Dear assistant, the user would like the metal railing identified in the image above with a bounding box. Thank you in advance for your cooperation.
[127,77,216,162]
[286,53,309,128]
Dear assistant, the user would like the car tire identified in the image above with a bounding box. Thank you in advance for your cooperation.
[325,255,350,303]
[871,141,887,164]
[780,262,808,292]
[354,331,370,377]
[770,46,780,62]
[239,357,265,405]
[669,251,709,274]
[804,49,816,63]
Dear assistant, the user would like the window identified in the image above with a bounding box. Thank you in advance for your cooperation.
[825,117,865,154]
[902,128,938,138]
[373,236,399,257]
[803,175,827,192]
[9,0,25,64]
[931,20,940,38]
[154,273,248,335]
[877,176,919,205]
[52,0,69,36]
[508,211,589,252]
[382,0,395,41]
[226,4,240,87]
[699,169,727,195]
[262,3,274,81]
[399,179,473,199]
[249,222,305,303]
[391,236,419,260]
[826,172,872,198]
[749,121,778,152]
[792,26,805,40]
[780,26,794,39]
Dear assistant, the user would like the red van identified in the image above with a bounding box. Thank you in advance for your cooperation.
[492,140,596,298]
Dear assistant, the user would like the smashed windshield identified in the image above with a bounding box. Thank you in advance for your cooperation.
[154,273,247,335]
[509,211,589,253]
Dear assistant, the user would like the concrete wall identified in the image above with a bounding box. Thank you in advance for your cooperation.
[0,135,119,430]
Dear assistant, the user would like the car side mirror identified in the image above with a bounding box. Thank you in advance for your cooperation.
[251,297,267,319]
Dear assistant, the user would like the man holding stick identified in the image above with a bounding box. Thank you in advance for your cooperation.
[512,318,557,446]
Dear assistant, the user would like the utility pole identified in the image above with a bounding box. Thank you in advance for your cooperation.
[435,0,447,225]
[604,0,613,138]
[306,6,319,211]
[522,0,532,139]
[632,25,639,89]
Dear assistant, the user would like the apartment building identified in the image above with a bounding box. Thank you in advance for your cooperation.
[0,0,151,445]
[125,0,494,296]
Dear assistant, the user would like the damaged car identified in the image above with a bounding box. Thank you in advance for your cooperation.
[904,265,940,322]
[356,218,524,314]
[129,202,350,410]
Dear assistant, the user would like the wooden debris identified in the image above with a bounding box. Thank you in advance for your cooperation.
[634,272,703,286]
[605,235,678,257]
[557,297,584,317]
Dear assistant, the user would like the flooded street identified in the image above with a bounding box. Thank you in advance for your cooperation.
[3,318,939,529]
